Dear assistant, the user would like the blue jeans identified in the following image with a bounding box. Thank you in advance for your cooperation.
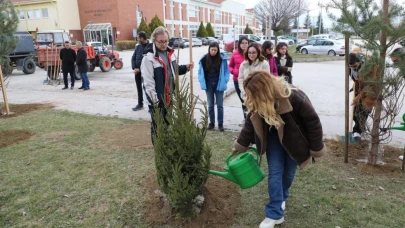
[205,81,224,125]
[233,81,247,119]
[265,127,297,219]
[80,72,90,89]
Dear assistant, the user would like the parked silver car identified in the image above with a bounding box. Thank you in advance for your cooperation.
[300,39,347,56]
[191,38,203,47]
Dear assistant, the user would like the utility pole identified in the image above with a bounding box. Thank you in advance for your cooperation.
[268,0,272,38]
[296,0,301,41]
[318,2,322,34]
[170,0,174,37]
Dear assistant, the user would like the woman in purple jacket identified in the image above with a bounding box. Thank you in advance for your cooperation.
[262,41,278,76]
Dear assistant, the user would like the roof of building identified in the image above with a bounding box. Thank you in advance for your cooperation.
[246,8,254,13]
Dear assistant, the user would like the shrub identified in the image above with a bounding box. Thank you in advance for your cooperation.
[115,40,137,51]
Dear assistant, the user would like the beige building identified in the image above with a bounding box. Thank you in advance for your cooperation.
[12,0,82,40]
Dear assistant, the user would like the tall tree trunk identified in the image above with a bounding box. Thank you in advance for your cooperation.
[368,0,389,165]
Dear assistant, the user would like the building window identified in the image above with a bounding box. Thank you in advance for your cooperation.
[41,8,49,18]
[26,10,33,19]
[33,9,41,19]
[214,27,222,37]
[19,11,25,20]
[179,4,182,20]
[136,6,142,27]
[232,14,238,24]
[189,25,198,37]
[215,11,221,21]
[188,5,198,18]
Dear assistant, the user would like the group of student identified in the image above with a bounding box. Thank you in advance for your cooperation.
[136,27,325,228]
[198,36,294,131]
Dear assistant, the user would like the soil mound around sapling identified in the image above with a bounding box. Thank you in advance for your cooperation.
[325,139,404,174]
[142,166,241,227]
[0,129,35,148]
[0,103,53,118]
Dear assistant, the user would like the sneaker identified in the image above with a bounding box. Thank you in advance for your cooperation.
[208,123,215,130]
[62,87,68,90]
[281,201,286,211]
[218,124,224,132]
[84,88,90,91]
[259,217,285,228]
[132,104,144,111]
[78,87,84,89]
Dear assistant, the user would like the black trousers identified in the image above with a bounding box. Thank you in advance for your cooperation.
[62,67,75,88]
[233,81,247,119]
[353,102,371,134]
[135,73,143,105]
[148,105,168,145]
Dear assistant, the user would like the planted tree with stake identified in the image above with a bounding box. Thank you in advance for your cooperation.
[327,0,405,164]
[152,50,211,219]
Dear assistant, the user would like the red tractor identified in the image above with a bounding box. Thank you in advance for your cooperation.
[86,41,123,72]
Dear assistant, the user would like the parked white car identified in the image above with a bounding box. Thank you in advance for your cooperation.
[191,38,203,47]
[270,36,292,46]
[300,39,349,56]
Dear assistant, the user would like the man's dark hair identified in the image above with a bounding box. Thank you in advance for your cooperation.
[64,41,70,44]
[138,31,147,40]
[391,47,405,57]
[349,53,360,65]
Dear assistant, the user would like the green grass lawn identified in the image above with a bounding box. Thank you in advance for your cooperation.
[1,109,404,227]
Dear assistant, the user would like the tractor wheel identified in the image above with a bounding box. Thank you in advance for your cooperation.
[74,66,81,80]
[114,59,123,70]
[89,64,95,72]
[99,57,112,72]
[22,58,36,74]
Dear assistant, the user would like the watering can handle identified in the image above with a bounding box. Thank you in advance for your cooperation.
[226,151,239,166]
[248,147,260,163]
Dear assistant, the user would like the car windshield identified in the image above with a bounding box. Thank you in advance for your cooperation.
[91,43,102,47]
[37,33,53,42]
[184,39,189,42]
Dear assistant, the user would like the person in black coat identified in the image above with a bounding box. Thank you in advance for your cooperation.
[60,41,77,90]
[76,41,90,90]
[131,31,149,111]
[275,43,293,84]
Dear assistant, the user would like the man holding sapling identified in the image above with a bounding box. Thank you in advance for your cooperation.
[141,26,194,144]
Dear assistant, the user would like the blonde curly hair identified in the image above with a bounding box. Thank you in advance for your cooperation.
[243,71,291,128]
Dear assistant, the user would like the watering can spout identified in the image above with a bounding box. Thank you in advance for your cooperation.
[208,170,237,184]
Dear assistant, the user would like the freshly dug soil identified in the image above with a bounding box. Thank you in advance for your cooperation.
[142,168,241,228]
[325,139,404,174]
[0,103,53,118]
[98,123,152,151]
[0,129,35,148]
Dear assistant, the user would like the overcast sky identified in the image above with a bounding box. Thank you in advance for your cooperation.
[237,0,405,28]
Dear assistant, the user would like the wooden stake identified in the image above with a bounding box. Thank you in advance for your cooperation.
[344,33,350,163]
[189,32,194,120]
[0,65,10,115]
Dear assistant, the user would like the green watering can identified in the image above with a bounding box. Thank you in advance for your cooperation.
[209,147,265,189]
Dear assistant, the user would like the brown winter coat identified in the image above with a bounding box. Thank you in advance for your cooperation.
[234,88,326,169]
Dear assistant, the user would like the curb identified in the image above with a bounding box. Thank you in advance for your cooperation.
[294,57,345,63]
[224,87,236,98]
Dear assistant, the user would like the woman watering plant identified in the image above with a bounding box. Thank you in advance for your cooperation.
[233,71,326,228]
[229,37,249,120]
[198,42,230,132]
[275,43,293,84]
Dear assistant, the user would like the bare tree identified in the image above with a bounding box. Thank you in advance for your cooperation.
[327,0,405,165]
[254,0,308,45]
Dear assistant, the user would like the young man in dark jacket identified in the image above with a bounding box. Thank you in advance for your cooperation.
[131,31,149,111]
[141,26,194,144]
[348,53,371,139]
[76,41,90,90]
[60,41,77,90]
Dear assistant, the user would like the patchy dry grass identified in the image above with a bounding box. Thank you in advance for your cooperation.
[0,109,404,227]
